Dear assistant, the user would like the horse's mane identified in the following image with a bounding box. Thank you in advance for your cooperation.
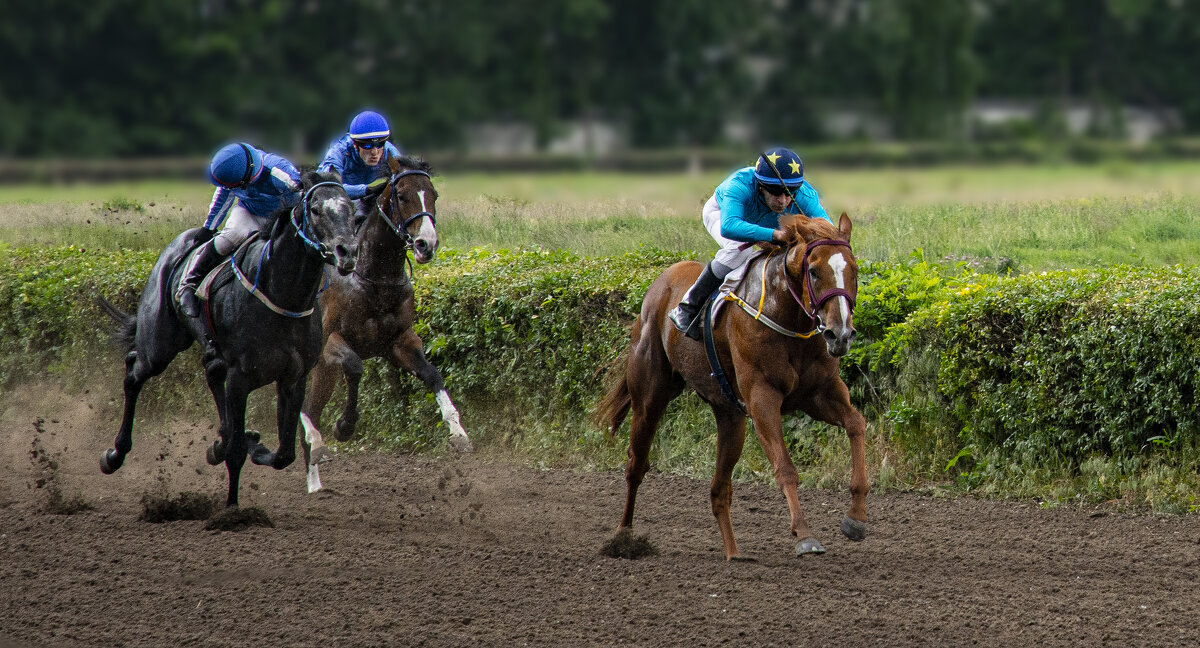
[779,213,843,245]
[389,154,434,176]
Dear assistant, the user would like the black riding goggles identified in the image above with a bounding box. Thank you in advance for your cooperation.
[760,182,800,197]
[354,138,389,150]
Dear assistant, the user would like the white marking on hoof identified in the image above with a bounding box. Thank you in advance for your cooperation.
[436,390,473,452]
[301,413,329,465]
[306,463,323,493]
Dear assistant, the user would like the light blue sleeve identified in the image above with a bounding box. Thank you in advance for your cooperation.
[318,137,349,175]
[715,169,777,242]
[793,181,832,225]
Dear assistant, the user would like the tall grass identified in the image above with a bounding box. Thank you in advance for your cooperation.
[4,161,1200,272]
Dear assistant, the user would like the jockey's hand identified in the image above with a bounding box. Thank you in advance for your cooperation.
[754,230,787,250]
[363,177,388,200]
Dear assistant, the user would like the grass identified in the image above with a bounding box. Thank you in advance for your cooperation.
[4,161,1200,271]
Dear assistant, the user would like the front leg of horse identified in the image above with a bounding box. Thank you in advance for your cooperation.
[222,378,253,508]
[840,407,869,542]
[248,380,304,470]
[746,385,825,556]
[393,334,472,452]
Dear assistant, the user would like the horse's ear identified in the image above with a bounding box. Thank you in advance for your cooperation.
[301,169,322,190]
[326,169,343,185]
[387,153,400,173]
[838,212,852,242]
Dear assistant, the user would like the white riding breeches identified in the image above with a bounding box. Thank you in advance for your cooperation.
[212,204,272,255]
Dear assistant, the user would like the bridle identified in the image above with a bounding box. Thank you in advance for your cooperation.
[290,180,345,263]
[375,169,436,250]
[782,239,856,332]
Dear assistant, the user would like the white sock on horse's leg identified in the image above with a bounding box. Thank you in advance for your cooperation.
[436,390,472,452]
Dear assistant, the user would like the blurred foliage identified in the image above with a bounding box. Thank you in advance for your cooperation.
[5,0,1200,157]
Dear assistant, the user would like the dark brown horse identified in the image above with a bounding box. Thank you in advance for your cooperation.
[596,213,867,560]
[299,155,470,492]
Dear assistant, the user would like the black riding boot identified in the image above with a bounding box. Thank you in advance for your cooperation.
[176,240,225,318]
[667,262,724,340]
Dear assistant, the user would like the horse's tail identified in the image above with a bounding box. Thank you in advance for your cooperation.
[593,336,633,439]
[95,296,136,351]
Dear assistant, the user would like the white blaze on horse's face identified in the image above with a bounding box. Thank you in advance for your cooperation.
[411,188,439,263]
[827,252,851,325]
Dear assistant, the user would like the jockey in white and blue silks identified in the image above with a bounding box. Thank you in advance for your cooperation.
[318,110,403,224]
[175,142,301,318]
[667,146,833,340]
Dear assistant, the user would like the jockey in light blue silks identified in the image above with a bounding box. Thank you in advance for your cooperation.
[318,110,404,226]
[175,142,302,318]
[667,146,834,340]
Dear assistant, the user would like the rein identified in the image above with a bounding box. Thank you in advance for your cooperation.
[232,181,346,318]
[361,168,435,286]
[723,238,855,338]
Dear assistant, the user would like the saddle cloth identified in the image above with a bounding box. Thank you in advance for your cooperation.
[707,248,771,325]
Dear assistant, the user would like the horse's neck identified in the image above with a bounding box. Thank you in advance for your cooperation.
[251,218,325,302]
[357,213,410,279]
[743,248,807,324]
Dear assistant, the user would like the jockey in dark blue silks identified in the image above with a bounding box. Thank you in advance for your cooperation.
[317,110,404,224]
[175,142,302,318]
[667,146,834,340]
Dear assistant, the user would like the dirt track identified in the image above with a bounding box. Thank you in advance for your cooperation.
[2,384,1199,648]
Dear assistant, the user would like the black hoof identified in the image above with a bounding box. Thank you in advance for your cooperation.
[99,449,124,474]
[795,537,827,556]
[841,515,868,542]
[248,442,275,467]
[333,418,356,442]
[206,441,225,466]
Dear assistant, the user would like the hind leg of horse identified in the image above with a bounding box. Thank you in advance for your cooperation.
[203,346,232,466]
[314,333,363,443]
[745,383,825,555]
[710,408,748,560]
[300,347,346,467]
[219,371,253,508]
[248,379,303,470]
[389,331,471,452]
[101,350,167,473]
[618,342,682,530]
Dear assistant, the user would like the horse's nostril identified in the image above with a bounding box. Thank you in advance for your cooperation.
[823,329,837,343]
[415,239,429,252]
[335,244,352,259]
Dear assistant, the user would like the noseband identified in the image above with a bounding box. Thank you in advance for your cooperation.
[376,169,437,250]
[783,239,856,328]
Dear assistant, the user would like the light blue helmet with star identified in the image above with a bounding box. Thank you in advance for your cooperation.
[754,147,804,187]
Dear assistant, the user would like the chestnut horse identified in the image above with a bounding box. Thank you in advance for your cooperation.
[299,155,471,492]
[596,213,867,559]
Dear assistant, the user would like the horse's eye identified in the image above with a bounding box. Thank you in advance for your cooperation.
[809,267,820,279]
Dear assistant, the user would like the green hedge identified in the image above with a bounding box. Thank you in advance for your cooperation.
[2,244,1197,506]
[884,266,1200,468]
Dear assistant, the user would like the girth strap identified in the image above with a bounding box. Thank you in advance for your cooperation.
[702,295,747,414]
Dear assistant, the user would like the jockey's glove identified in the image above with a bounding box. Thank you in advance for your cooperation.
[367,177,388,190]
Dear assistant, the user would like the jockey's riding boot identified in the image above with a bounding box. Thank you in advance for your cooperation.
[176,240,224,318]
[667,263,723,341]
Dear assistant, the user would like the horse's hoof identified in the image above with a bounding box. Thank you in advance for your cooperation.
[841,515,868,542]
[333,419,355,442]
[795,537,827,556]
[308,445,333,466]
[99,449,124,474]
[450,434,473,453]
[248,442,274,467]
[206,441,225,466]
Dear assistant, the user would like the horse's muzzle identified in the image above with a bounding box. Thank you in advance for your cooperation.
[333,242,358,275]
[823,326,856,357]
[412,237,437,264]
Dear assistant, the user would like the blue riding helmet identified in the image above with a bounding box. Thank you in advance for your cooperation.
[209,143,264,188]
[753,147,805,187]
[349,110,390,141]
